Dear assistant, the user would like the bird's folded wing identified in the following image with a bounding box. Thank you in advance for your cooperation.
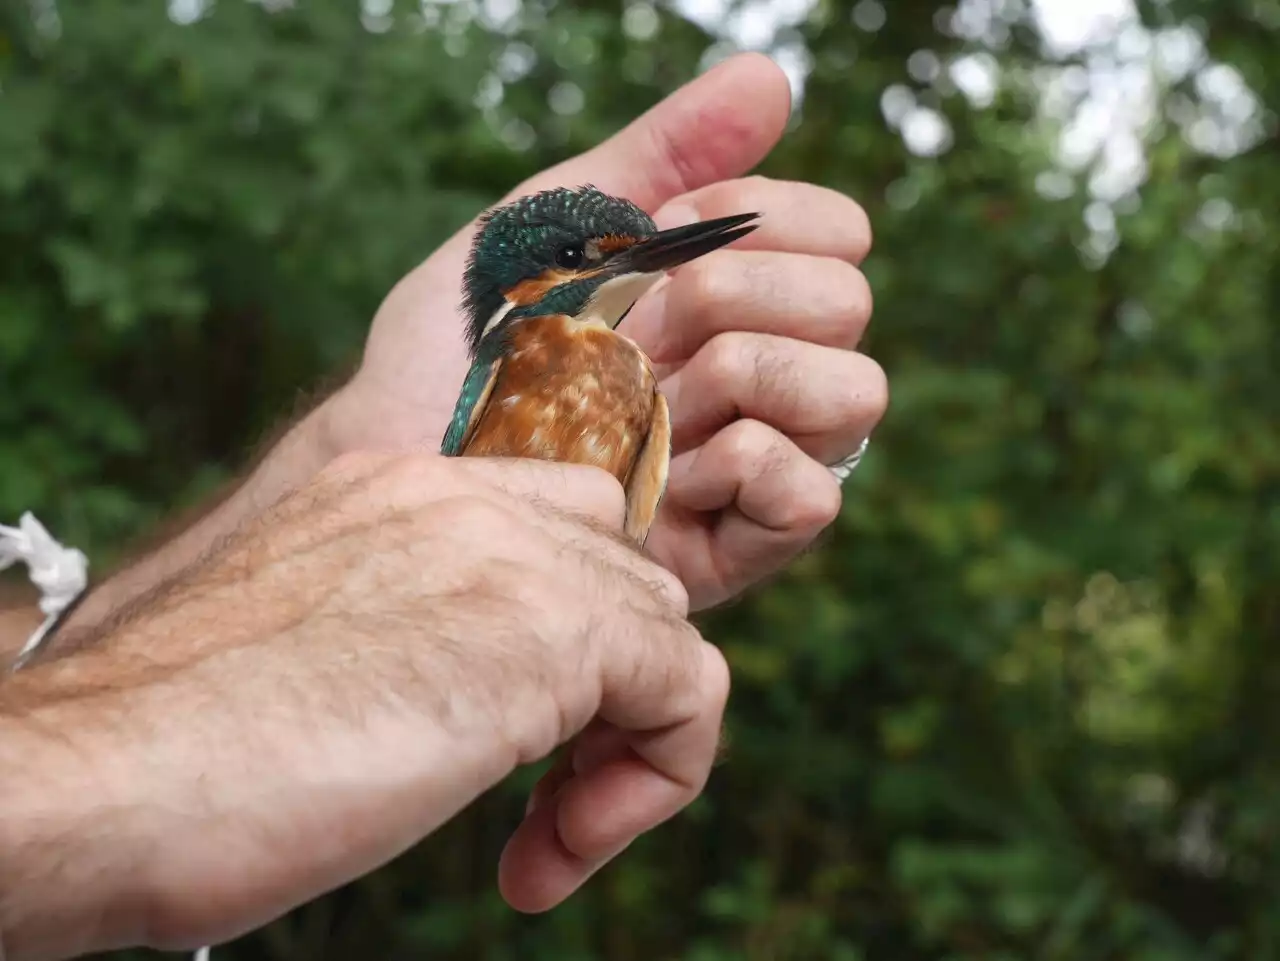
[441,356,502,455]
[624,388,671,545]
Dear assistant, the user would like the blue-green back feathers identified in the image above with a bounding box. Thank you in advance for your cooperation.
[441,355,501,456]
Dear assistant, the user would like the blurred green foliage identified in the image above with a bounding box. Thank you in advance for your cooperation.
[3,0,1279,958]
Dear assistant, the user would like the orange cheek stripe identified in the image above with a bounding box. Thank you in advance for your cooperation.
[505,273,559,306]
[504,266,605,306]
[596,234,639,254]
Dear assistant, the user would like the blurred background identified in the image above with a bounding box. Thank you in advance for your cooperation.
[3,0,1278,958]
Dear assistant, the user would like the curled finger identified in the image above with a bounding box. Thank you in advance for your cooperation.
[498,617,727,911]
[661,333,887,463]
[651,420,843,608]
[655,175,872,265]
[625,251,873,366]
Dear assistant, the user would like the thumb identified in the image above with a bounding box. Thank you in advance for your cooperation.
[410,53,790,269]
[511,52,792,213]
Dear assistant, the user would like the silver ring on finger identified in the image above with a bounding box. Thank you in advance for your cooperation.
[828,436,870,483]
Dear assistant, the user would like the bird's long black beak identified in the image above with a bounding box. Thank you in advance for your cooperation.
[605,212,760,276]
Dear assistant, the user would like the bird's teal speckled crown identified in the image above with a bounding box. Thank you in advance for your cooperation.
[460,185,658,354]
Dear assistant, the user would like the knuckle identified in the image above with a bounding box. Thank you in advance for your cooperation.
[752,341,804,414]
[697,642,732,714]
[452,548,576,642]
[481,556,560,616]
[565,464,628,526]
[854,356,890,422]
[721,418,783,474]
[652,614,709,683]
[833,262,874,331]
[680,254,742,318]
[768,478,839,537]
[647,122,708,200]
[814,188,873,263]
[591,538,689,616]
[829,358,871,427]
[646,564,690,616]
[843,198,873,262]
[700,331,748,393]
[790,472,843,530]
[436,492,515,536]
[780,182,872,263]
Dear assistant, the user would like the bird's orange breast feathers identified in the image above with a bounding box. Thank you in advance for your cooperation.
[463,316,658,487]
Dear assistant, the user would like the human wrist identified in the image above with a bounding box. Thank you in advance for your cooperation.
[205,386,346,528]
[0,703,148,960]
[0,606,535,958]
[43,390,344,655]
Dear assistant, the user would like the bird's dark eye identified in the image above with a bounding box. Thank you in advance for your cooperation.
[555,244,585,269]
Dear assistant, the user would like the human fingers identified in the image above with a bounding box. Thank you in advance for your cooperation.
[647,420,843,610]
[318,450,625,528]
[348,53,791,452]
[498,625,729,912]
[626,250,873,369]
[621,178,872,365]
[444,457,690,613]
[655,175,872,264]
[308,451,688,612]
[521,721,624,819]
[660,333,888,465]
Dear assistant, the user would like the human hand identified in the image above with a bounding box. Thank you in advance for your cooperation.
[328,52,886,611]
[0,454,727,956]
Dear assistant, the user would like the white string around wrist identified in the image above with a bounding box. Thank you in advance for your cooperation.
[0,512,89,672]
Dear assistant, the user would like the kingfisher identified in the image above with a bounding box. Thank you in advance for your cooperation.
[441,185,759,545]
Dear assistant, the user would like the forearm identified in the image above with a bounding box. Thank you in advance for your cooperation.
[37,393,343,659]
[0,701,143,961]
[0,602,41,667]
[0,555,524,960]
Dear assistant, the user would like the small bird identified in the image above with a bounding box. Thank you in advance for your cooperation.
[441,185,759,545]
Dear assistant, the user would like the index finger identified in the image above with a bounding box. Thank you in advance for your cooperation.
[452,456,629,530]
[653,176,872,264]
[447,456,690,613]
[320,449,629,534]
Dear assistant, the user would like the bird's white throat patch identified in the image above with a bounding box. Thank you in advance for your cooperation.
[580,271,664,329]
[487,270,662,338]
[481,299,516,339]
